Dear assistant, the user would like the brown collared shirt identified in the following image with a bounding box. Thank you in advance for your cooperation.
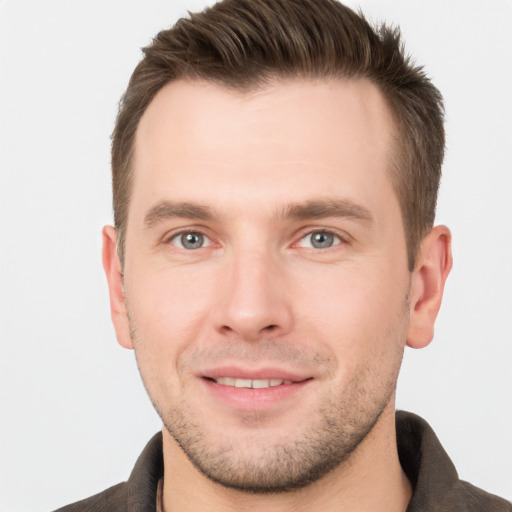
[55,411,512,511]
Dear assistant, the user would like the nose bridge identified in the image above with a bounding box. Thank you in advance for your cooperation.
[215,243,292,340]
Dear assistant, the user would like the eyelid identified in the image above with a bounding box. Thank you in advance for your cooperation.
[292,227,349,249]
[161,225,350,250]
[163,227,214,248]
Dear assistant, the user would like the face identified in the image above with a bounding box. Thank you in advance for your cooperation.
[116,78,413,491]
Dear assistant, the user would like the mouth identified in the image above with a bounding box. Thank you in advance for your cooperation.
[206,377,295,388]
[200,369,313,411]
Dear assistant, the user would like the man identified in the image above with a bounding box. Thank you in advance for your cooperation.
[55,0,511,510]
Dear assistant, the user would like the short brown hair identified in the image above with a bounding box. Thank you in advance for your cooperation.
[112,0,444,271]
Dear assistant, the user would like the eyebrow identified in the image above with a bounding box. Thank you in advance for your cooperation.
[282,199,373,224]
[144,201,213,228]
[143,198,373,229]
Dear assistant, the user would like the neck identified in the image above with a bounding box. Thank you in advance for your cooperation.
[161,404,412,512]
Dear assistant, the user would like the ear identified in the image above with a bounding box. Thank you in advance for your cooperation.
[102,226,133,349]
[407,225,453,349]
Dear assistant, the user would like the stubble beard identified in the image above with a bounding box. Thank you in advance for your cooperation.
[160,377,398,494]
[131,334,405,495]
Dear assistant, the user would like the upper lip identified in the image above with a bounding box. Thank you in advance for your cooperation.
[200,366,311,382]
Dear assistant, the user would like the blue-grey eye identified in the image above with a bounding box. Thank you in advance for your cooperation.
[297,231,341,249]
[172,232,210,249]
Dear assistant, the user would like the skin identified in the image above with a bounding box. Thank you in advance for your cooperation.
[103,78,452,512]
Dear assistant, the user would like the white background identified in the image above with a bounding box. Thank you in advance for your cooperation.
[1,1,511,510]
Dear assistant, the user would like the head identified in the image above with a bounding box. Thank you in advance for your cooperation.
[103,0,452,496]
[112,0,445,272]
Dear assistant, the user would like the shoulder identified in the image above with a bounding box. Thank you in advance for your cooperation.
[52,432,163,512]
[445,480,512,512]
[53,482,127,512]
[396,411,511,512]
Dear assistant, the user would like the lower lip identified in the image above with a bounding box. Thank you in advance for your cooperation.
[201,378,311,411]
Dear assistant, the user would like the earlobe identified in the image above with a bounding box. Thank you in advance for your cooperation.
[406,225,453,349]
[102,226,134,349]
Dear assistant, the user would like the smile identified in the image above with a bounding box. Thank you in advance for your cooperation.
[213,377,294,388]
[201,373,313,410]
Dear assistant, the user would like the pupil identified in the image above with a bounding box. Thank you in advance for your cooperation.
[312,232,333,248]
[182,232,203,249]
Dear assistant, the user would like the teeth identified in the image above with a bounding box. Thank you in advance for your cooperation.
[235,378,252,388]
[217,377,235,386]
[214,377,293,388]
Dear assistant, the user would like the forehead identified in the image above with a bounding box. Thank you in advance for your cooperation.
[130,78,397,220]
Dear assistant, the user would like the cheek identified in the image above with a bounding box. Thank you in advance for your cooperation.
[294,261,410,363]
[124,264,217,366]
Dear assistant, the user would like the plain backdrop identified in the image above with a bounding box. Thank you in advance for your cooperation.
[1,1,511,510]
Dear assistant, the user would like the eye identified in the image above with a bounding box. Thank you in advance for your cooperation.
[297,231,342,249]
[170,231,211,250]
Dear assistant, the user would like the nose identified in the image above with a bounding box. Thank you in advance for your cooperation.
[212,249,293,342]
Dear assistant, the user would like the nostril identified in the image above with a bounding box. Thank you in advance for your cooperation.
[263,324,278,331]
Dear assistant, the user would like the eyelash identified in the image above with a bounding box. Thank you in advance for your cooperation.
[294,229,345,250]
[166,229,213,250]
[163,228,348,251]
